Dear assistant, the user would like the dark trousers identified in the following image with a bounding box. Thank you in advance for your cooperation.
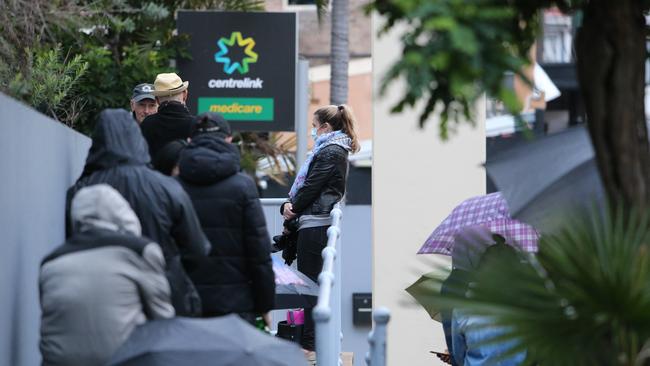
[297,226,328,351]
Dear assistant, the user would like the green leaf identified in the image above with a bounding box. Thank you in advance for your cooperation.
[424,16,457,31]
[368,0,541,139]
[450,26,478,55]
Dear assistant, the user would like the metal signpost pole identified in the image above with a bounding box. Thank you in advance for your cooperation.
[296,59,309,170]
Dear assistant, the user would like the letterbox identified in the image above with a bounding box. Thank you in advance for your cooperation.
[352,293,372,326]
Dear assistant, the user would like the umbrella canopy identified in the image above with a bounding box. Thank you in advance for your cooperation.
[417,193,538,254]
[410,226,520,322]
[108,315,308,366]
[486,125,605,232]
[273,257,319,309]
[406,271,443,321]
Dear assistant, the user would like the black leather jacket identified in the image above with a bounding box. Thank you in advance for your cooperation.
[289,144,349,216]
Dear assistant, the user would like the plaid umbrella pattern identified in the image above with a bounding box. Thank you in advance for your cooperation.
[272,257,318,309]
[417,192,539,255]
[273,257,307,286]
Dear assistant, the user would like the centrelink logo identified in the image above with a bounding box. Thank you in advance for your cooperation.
[215,31,258,75]
[210,31,264,90]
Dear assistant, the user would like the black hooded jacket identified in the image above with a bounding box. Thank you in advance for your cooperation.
[66,109,210,316]
[178,135,275,316]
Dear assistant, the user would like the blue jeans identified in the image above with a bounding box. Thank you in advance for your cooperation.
[452,312,526,366]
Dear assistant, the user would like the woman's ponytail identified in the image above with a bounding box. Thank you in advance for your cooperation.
[337,105,360,153]
[314,104,360,153]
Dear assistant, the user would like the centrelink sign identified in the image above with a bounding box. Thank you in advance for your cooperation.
[178,11,297,131]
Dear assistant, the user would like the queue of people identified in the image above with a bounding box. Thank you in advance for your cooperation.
[39,71,359,365]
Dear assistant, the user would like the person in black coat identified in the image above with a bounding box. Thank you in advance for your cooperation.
[66,109,210,317]
[281,104,360,352]
[178,112,275,323]
[140,73,194,162]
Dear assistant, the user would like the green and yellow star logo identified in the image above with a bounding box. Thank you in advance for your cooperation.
[214,32,258,75]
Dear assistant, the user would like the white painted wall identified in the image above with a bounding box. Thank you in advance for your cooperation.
[371,15,486,366]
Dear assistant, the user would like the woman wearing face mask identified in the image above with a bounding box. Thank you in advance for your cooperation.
[281,104,359,356]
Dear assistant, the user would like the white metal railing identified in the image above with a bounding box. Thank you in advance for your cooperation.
[260,199,389,365]
[366,308,391,366]
[313,204,343,366]
[260,198,344,365]
[260,198,287,206]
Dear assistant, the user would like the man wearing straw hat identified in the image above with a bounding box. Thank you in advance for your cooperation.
[140,73,195,162]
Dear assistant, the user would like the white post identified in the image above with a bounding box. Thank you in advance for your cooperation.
[366,307,391,366]
[332,221,343,364]
[296,59,309,170]
[314,205,343,365]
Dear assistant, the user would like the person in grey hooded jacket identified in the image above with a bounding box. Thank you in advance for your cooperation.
[66,109,210,316]
[40,184,175,366]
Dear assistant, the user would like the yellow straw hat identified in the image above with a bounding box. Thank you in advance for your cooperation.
[152,73,189,97]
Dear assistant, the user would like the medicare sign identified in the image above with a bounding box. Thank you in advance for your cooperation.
[178,11,297,131]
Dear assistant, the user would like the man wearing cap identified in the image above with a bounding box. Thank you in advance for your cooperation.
[140,73,194,162]
[130,83,158,124]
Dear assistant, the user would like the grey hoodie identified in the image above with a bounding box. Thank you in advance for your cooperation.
[40,184,174,366]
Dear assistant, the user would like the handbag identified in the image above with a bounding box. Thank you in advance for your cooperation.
[277,310,303,343]
[287,309,305,325]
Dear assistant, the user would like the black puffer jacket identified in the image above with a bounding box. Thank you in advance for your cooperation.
[140,101,195,162]
[178,135,275,316]
[66,109,210,317]
[290,144,350,215]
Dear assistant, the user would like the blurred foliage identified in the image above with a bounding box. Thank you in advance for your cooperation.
[235,132,296,184]
[419,207,650,365]
[366,0,626,139]
[1,46,89,126]
[368,0,541,139]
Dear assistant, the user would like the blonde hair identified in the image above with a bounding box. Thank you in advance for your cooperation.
[313,104,360,153]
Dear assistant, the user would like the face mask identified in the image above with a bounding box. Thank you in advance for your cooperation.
[311,127,318,141]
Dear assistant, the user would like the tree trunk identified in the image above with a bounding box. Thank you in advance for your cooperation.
[575,0,650,209]
[330,0,349,105]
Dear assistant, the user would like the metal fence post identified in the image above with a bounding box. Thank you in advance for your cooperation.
[366,307,391,366]
[314,205,343,365]
[330,221,342,365]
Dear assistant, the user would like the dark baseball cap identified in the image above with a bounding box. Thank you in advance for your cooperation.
[192,112,232,138]
[131,83,156,102]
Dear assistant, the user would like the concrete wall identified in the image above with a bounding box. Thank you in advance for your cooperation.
[371,15,487,366]
[0,93,91,365]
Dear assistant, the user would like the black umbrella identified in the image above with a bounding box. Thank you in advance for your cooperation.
[486,125,606,232]
[108,315,308,366]
[273,257,319,309]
